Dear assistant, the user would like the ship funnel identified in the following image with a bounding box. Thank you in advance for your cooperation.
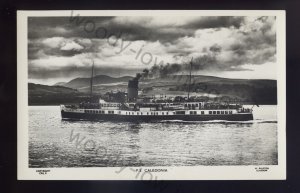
[127,73,141,102]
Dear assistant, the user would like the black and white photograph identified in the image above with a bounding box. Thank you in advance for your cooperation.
[17,10,286,180]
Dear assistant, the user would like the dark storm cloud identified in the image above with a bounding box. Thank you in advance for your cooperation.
[185,16,245,29]
[28,16,245,43]
[103,16,244,42]
[28,16,114,39]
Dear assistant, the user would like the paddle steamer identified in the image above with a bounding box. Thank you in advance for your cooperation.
[60,60,253,121]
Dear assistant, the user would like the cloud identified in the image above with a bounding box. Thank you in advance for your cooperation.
[185,16,245,29]
[28,16,245,43]
[42,37,65,48]
[60,41,84,51]
[28,15,277,81]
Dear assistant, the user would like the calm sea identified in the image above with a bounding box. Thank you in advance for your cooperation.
[29,105,278,167]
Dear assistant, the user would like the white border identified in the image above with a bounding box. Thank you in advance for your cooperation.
[17,10,286,180]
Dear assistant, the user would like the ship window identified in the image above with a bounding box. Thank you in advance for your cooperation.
[229,111,232,114]
[141,112,143,115]
[137,112,139,115]
[126,112,127,115]
[166,112,168,115]
[213,111,216,114]
[225,111,228,114]
[147,112,149,115]
[201,111,204,114]
[195,104,198,107]
[176,111,185,115]
[217,111,220,114]
[221,111,224,114]
[209,111,212,114]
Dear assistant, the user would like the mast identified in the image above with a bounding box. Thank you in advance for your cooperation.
[187,57,193,101]
[90,60,94,101]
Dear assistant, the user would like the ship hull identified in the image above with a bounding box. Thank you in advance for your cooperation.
[61,111,253,122]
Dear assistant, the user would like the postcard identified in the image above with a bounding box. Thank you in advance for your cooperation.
[17,10,286,180]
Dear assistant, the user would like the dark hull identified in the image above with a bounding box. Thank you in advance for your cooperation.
[61,111,253,122]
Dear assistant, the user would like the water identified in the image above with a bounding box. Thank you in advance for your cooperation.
[29,105,278,167]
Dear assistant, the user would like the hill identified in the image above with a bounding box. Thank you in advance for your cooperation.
[62,75,133,89]
[29,74,277,105]
[28,83,91,105]
[29,83,78,94]
[53,82,67,86]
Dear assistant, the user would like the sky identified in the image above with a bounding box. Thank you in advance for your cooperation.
[28,15,277,85]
